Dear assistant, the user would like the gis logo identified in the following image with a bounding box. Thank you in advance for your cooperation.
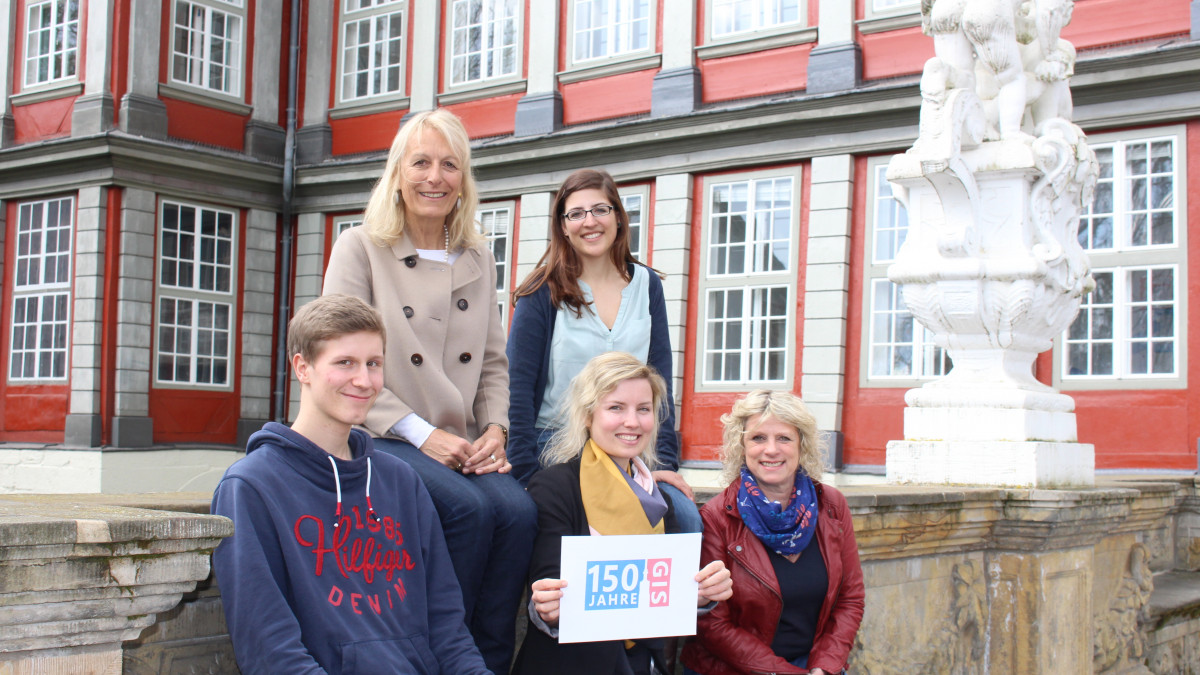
[583,558,672,611]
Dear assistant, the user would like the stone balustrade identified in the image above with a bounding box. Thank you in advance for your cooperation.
[0,493,231,674]
[4,482,1199,673]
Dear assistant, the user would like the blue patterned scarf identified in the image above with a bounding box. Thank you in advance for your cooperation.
[736,466,819,556]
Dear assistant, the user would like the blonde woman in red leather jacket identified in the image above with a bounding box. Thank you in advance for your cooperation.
[681,391,864,675]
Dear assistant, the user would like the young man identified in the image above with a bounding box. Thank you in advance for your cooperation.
[212,294,490,674]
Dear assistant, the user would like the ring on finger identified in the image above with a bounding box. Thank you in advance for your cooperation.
[490,453,496,461]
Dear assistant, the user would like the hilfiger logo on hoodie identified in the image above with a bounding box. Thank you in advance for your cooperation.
[294,505,416,616]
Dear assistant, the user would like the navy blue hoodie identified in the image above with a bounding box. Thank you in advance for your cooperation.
[212,423,489,674]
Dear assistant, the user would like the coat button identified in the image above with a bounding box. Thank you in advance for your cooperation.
[459,352,472,363]
[457,298,469,311]
[403,306,414,318]
[404,256,417,268]
[735,545,742,552]
[411,354,423,366]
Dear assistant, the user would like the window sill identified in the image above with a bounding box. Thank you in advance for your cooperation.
[856,12,922,35]
[159,83,252,115]
[558,53,662,84]
[438,79,527,105]
[329,96,412,120]
[696,27,817,60]
[11,81,84,106]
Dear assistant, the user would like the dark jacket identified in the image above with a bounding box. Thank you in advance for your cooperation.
[512,457,678,675]
[211,424,489,675]
[681,480,864,675]
[506,263,679,484]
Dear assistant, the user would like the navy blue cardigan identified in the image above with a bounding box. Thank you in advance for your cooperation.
[506,263,680,485]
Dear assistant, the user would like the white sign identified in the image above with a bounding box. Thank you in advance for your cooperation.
[557,532,702,644]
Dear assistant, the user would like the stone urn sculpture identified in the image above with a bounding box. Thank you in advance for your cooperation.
[885,0,1098,487]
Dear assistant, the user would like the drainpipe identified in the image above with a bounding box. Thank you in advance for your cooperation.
[273,0,301,423]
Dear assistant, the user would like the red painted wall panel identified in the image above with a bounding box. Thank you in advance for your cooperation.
[1073,390,1192,469]
[445,93,522,138]
[12,97,75,142]
[860,27,930,82]
[698,44,811,104]
[561,69,656,125]
[330,111,406,156]
[149,389,240,443]
[162,97,247,151]
[1063,0,1189,48]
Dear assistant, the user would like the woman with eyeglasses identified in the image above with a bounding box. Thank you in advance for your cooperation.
[507,168,702,534]
[323,108,536,675]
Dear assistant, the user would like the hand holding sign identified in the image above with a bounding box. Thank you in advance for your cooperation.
[556,533,703,643]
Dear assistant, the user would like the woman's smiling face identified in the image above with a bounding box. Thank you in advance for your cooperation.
[587,377,656,467]
[743,414,801,502]
[561,188,619,262]
[398,127,463,230]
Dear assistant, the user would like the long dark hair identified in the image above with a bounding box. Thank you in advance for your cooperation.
[512,169,658,316]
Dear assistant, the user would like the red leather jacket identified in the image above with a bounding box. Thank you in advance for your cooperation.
[681,480,864,675]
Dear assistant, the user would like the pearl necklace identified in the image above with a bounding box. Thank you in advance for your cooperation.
[443,225,449,263]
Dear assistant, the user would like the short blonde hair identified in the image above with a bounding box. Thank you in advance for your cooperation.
[719,390,825,485]
[542,352,668,469]
[363,109,482,250]
[287,294,385,365]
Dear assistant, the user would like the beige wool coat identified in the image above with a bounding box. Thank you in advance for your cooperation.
[322,226,509,441]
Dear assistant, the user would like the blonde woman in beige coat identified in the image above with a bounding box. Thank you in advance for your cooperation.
[323,109,536,675]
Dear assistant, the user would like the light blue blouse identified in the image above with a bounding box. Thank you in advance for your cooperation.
[535,265,652,429]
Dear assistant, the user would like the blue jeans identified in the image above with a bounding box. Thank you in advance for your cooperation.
[532,427,702,533]
[374,438,537,675]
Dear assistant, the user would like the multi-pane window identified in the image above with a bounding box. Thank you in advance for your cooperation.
[620,189,647,261]
[156,202,236,387]
[573,0,651,63]
[8,197,73,381]
[478,204,512,321]
[870,0,919,12]
[865,162,950,380]
[700,173,798,386]
[23,0,78,87]
[335,217,362,239]
[341,0,405,102]
[711,0,800,38]
[171,0,244,95]
[450,0,519,86]
[1064,134,1184,381]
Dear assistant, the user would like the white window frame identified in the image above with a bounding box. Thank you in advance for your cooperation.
[333,215,363,240]
[567,0,654,69]
[338,0,406,105]
[619,185,649,262]
[477,202,514,325]
[23,0,79,89]
[8,196,73,382]
[708,0,803,41]
[154,200,238,390]
[447,0,521,89]
[861,158,950,386]
[696,168,801,390]
[1055,127,1187,390]
[169,0,245,98]
[863,0,919,19]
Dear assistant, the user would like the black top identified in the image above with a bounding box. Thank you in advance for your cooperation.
[769,536,828,663]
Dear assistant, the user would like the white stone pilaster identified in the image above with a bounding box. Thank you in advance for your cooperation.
[72,0,114,135]
[114,188,157,419]
[0,0,16,146]
[240,210,277,422]
[801,155,853,432]
[408,1,440,112]
[251,3,282,122]
[816,0,854,44]
[69,187,107,418]
[526,0,560,96]
[652,173,693,420]
[288,212,329,421]
[515,193,553,284]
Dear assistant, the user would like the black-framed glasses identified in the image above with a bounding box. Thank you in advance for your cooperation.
[563,204,614,221]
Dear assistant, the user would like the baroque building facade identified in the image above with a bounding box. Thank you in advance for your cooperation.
[0,0,1197,490]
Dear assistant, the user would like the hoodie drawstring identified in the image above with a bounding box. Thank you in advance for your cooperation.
[328,455,343,528]
[328,454,379,526]
[365,457,379,522]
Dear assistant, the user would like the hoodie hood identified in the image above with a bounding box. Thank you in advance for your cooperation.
[247,421,379,526]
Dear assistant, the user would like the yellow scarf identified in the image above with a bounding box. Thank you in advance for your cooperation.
[579,439,665,535]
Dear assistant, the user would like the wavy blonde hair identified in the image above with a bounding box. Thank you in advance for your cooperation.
[542,352,668,469]
[363,109,482,250]
[719,390,825,485]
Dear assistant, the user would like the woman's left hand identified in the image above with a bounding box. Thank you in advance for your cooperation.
[695,560,732,605]
[464,425,511,475]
